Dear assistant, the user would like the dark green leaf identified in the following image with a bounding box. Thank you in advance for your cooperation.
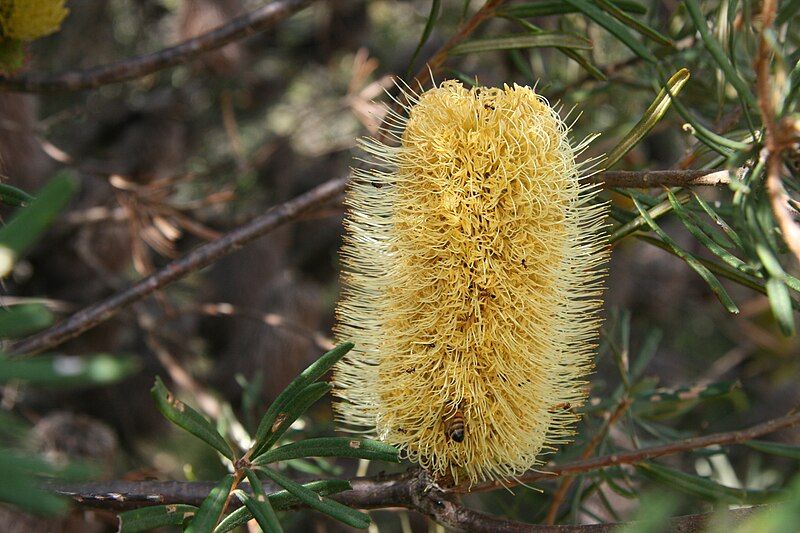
[253,382,331,457]
[0,172,78,278]
[0,304,54,338]
[185,474,235,533]
[237,470,283,533]
[404,0,440,79]
[0,449,90,515]
[508,18,606,80]
[777,0,800,25]
[684,0,757,109]
[667,190,749,272]
[563,0,656,63]
[595,0,673,47]
[450,32,592,55]
[0,353,139,386]
[693,193,745,250]
[236,491,282,533]
[0,38,24,73]
[253,343,353,456]
[633,198,739,313]
[637,462,775,504]
[259,467,369,529]
[253,438,399,466]
[765,278,795,336]
[117,504,197,532]
[0,183,34,207]
[151,376,234,460]
[745,440,800,459]
[500,0,646,18]
[214,480,352,533]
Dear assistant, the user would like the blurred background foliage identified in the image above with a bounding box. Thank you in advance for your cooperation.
[0,0,799,531]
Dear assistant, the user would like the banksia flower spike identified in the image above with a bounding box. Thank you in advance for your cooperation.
[334,80,608,485]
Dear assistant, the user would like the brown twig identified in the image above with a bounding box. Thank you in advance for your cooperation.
[543,399,632,524]
[411,0,507,85]
[0,0,315,93]
[469,410,800,493]
[9,174,349,356]
[49,410,798,530]
[593,169,730,187]
[755,0,800,264]
[9,168,731,357]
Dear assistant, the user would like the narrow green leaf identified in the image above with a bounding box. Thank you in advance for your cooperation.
[0,304,53,338]
[666,94,749,153]
[776,0,800,26]
[500,0,647,18]
[236,492,282,533]
[637,234,792,306]
[258,468,369,529]
[117,504,198,532]
[637,462,775,504]
[253,382,332,457]
[605,68,690,167]
[745,440,800,459]
[667,190,750,272]
[633,197,739,313]
[595,0,673,47]
[214,480,352,533]
[151,376,234,460]
[0,172,78,277]
[404,0,441,79]
[766,278,795,336]
[611,191,688,243]
[684,0,757,110]
[755,242,786,279]
[185,474,235,533]
[235,469,283,533]
[0,353,139,386]
[0,183,34,207]
[509,18,606,80]
[693,193,745,250]
[253,438,399,467]
[0,38,24,73]
[450,32,592,55]
[563,0,656,62]
[253,343,354,456]
[0,450,80,515]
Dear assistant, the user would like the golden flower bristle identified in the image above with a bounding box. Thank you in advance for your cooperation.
[0,0,69,41]
[333,80,608,484]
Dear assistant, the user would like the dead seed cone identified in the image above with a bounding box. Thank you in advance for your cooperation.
[333,80,608,485]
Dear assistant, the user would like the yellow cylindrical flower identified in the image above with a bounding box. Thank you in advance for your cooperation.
[334,80,608,484]
[0,0,69,41]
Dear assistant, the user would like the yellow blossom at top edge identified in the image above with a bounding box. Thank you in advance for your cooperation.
[1,0,69,41]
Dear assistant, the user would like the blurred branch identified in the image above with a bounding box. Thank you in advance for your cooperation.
[10,168,732,357]
[50,411,797,529]
[0,0,316,93]
[10,174,349,356]
[756,0,800,264]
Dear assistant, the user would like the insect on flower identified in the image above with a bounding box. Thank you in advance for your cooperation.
[443,405,466,443]
[333,79,608,485]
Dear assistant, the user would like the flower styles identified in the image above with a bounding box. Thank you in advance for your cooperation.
[334,80,608,484]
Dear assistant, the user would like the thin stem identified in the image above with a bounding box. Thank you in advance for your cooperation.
[0,0,315,92]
